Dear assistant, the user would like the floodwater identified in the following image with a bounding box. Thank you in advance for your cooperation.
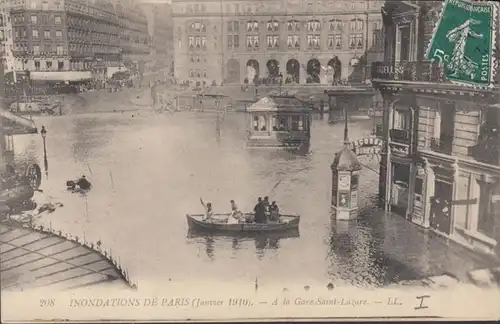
[11,110,476,289]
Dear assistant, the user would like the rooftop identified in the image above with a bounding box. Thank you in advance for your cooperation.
[246,95,312,113]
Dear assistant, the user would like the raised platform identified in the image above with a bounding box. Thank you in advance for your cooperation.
[0,223,132,291]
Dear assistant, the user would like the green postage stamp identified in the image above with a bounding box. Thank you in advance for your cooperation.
[426,0,498,88]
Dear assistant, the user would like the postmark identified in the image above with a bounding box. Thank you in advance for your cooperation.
[425,0,498,88]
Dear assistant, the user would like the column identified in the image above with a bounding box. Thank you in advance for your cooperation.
[450,159,460,235]
[422,158,434,228]
[467,175,480,231]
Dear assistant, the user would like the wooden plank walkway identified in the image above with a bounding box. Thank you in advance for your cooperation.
[0,224,132,291]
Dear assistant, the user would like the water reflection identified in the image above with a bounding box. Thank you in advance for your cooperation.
[326,207,424,287]
[187,229,300,260]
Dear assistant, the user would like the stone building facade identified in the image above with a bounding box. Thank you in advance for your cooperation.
[0,0,149,82]
[373,1,500,256]
[172,0,385,86]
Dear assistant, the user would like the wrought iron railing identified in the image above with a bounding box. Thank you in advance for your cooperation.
[371,61,447,83]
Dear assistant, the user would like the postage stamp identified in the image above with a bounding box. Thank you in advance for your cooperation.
[426,0,498,88]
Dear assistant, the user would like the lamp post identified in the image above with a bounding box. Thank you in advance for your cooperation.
[40,126,48,177]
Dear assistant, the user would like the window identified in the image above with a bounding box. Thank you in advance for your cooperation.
[477,182,497,238]
[44,30,50,39]
[246,35,259,48]
[55,16,61,24]
[32,29,38,39]
[349,34,363,49]
[42,1,48,10]
[234,4,239,12]
[56,45,63,54]
[287,20,300,32]
[349,19,364,32]
[56,30,62,38]
[188,36,194,48]
[287,35,300,48]
[266,35,279,48]
[190,22,206,32]
[31,15,37,24]
[46,61,52,69]
[372,29,381,48]
[253,115,267,131]
[247,20,259,32]
[228,35,239,48]
[194,4,199,12]
[329,19,342,31]
[328,34,342,49]
[34,60,40,69]
[227,21,239,32]
[31,1,37,9]
[307,20,320,32]
[307,34,320,49]
[187,4,193,12]
[201,4,206,12]
[266,20,279,32]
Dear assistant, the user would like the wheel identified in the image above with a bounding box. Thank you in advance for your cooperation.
[25,164,42,190]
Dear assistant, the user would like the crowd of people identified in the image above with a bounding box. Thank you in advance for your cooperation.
[199,197,281,224]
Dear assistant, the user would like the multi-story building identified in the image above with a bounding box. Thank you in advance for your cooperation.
[373,1,500,256]
[172,0,385,86]
[0,0,149,84]
[139,1,174,73]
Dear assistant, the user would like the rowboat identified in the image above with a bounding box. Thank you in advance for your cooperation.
[186,213,300,233]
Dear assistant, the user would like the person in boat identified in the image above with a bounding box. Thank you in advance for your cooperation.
[269,201,280,221]
[200,197,213,222]
[76,175,92,191]
[253,197,267,224]
[228,200,241,224]
[263,196,270,219]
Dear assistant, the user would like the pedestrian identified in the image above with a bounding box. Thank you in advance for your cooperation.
[269,201,280,221]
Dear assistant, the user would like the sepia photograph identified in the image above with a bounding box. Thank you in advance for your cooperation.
[1,0,499,321]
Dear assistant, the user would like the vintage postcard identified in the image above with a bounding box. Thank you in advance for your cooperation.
[1,0,500,322]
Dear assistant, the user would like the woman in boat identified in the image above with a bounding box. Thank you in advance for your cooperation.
[200,197,213,222]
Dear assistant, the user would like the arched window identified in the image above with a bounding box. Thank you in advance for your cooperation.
[307,19,320,32]
[266,19,279,32]
[247,20,259,32]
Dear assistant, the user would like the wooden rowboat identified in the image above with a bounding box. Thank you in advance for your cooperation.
[186,213,300,233]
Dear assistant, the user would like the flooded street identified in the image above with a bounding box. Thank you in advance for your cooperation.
[10,111,491,289]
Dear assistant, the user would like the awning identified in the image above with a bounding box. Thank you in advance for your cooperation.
[30,71,92,82]
[0,109,38,135]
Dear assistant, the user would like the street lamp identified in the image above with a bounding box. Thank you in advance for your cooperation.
[40,126,48,177]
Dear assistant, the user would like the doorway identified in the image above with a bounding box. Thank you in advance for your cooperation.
[430,180,453,235]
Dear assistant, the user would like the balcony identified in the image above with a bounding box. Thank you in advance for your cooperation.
[371,61,446,83]
[468,141,500,165]
[430,137,453,155]
[390,128,410,145]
